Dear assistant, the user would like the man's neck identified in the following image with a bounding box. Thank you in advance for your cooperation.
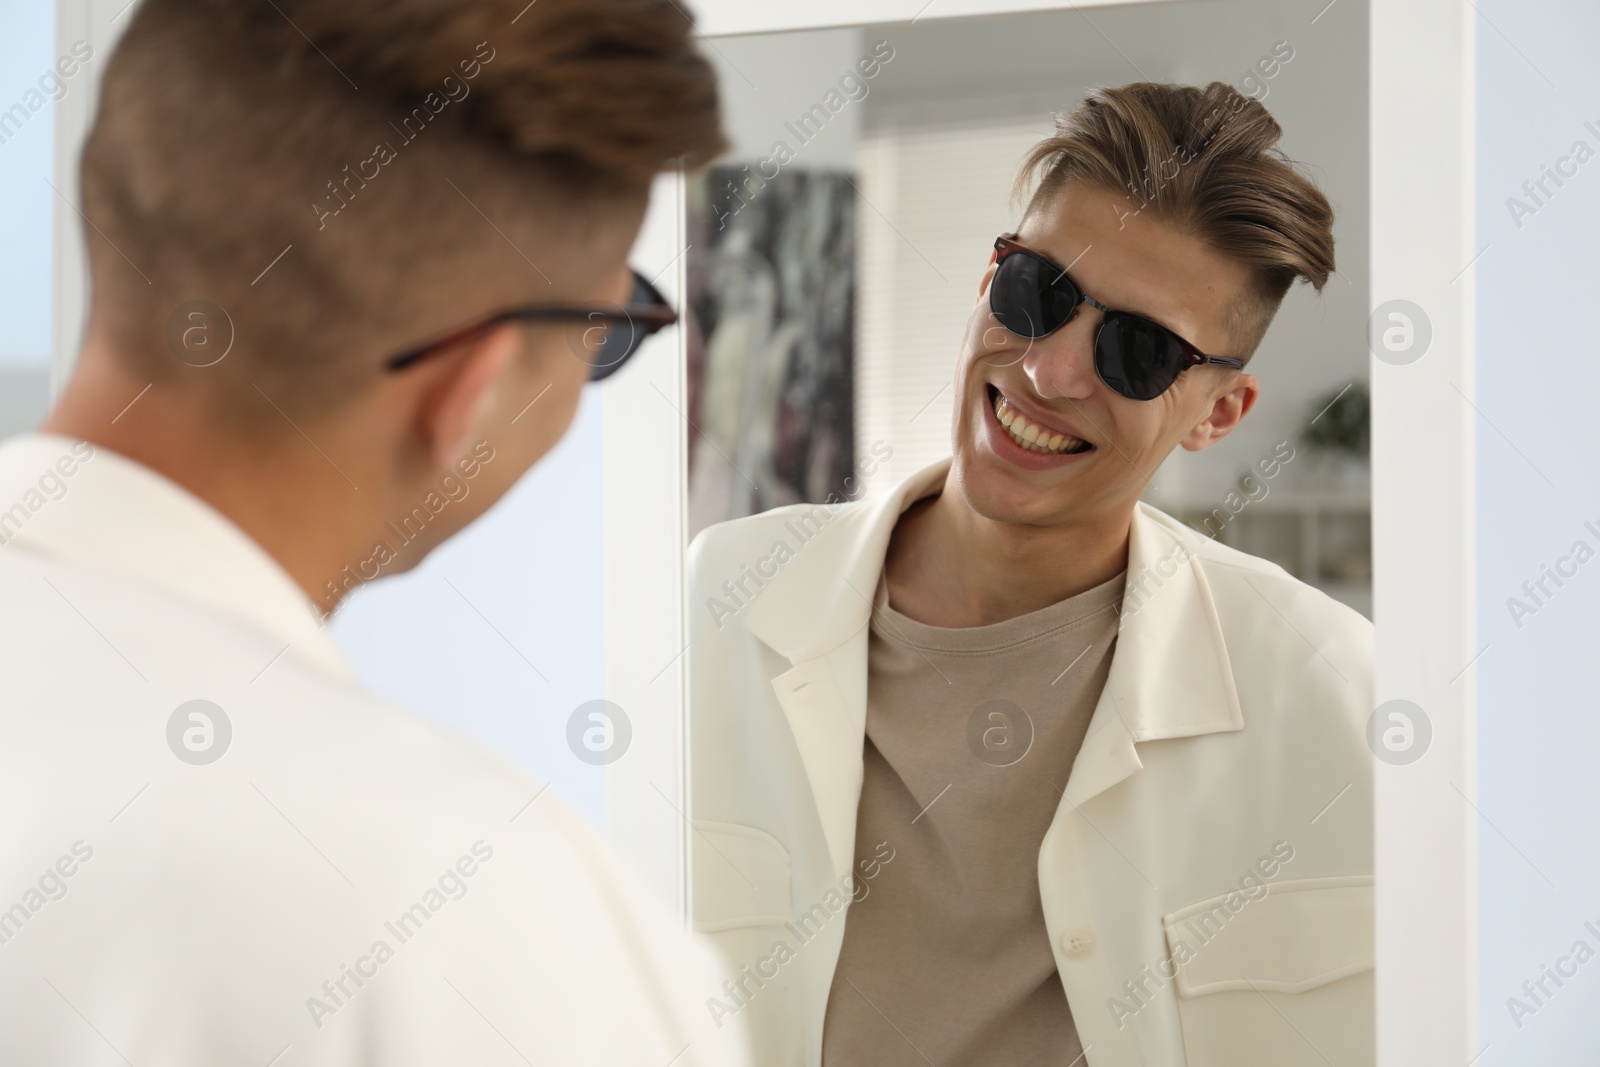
[41,354,396,618]
[882,484,1131,629]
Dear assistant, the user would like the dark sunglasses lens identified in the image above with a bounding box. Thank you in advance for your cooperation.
[586,275,663,381]
[1095,313,1187,401]
[585,317,639,381]
[991,253,1079,339]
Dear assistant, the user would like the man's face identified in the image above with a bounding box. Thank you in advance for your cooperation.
[948,180,1259,531]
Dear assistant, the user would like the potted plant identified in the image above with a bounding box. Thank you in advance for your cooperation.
[1300,381,1369,489]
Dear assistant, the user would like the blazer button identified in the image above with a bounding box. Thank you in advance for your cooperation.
[1062,929,1095,957]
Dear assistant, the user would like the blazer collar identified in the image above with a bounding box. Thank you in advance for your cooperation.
[743,455,1244,787]
[0,433,355,683]
[1062,487,1246,804]
[742,458,951,663]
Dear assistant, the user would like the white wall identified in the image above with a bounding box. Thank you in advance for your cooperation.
[1474,0,1600,1058]
[713,27,863,168]
[52,0,127,399]
[0,1,58,435]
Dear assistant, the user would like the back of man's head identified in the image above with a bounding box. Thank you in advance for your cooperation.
[80,0,725,423]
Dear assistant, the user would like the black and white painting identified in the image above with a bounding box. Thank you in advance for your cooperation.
[684,166,856,537]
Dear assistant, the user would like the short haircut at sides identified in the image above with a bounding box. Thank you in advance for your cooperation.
[1014,81,1336,361]
[79,0,726,419]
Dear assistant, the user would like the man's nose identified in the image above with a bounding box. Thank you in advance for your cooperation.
[1021,307,1101,400]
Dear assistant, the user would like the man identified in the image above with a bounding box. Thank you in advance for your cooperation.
[688,81,1373,1066]
[0,1,751,1064]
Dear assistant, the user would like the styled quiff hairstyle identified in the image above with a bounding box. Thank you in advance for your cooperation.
[80,0,725,417]
[1015,81,1334,359]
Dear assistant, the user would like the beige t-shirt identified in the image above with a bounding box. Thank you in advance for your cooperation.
[820,561,1125,1066]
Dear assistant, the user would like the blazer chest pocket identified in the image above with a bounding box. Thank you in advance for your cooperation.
[691,820,794,932]
[1163,875,1374,1067]
[690,821,804,1066]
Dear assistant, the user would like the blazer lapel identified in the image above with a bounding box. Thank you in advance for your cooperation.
[742,458,953,878]
[1064,501,1246,807]
[764,652,866,879]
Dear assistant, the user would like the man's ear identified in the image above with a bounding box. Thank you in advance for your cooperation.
[1179,372,1259,452]
[417,323,522,473]
[977,247,999,302]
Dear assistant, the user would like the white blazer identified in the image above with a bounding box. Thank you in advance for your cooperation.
[0,434,751,1067]
[687,456,1373,1067]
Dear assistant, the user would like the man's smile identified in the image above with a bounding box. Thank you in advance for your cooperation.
[984,383,1096,460]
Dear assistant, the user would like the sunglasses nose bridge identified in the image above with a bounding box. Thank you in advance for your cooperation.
[1078,291,1115,317]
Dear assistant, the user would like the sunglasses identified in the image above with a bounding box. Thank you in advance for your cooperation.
[989,235,1245,401]
[384,269,677,381]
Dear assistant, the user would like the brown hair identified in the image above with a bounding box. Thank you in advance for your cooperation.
[1014,81,1334,359]
[80,0,725,417]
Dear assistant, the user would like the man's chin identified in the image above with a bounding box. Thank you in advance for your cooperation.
[950,447,1079,527]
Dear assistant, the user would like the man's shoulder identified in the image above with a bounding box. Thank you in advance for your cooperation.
[686,496,874,594]
[0,551,751,1065]
[1138,501,1372,648]
[689,497,869,560]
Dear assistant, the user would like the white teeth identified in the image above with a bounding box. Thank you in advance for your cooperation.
[991,392,1088,455]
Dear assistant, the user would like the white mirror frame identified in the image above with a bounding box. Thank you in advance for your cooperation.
[1369,2,1476,1061]
[603,3,1479,1064]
